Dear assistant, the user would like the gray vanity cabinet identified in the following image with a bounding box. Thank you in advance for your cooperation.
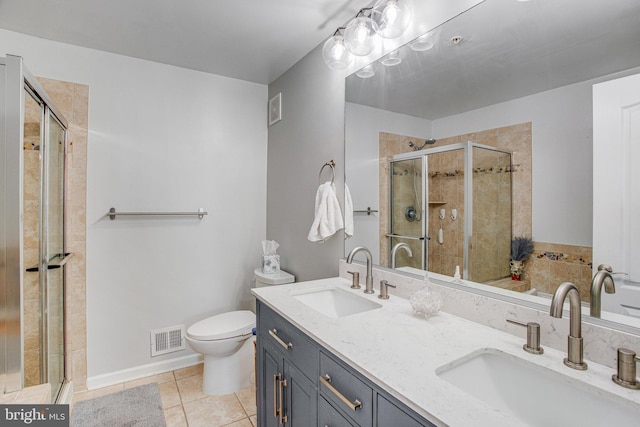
[256,303,319,426]
[256,301,435,427]
[319,351,373,426]
[377,395,428,427]
[319,395,355,427]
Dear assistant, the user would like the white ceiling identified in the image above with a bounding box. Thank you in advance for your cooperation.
[346,0,640,120]
[0,0,371,84]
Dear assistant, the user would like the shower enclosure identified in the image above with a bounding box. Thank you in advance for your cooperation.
[1,55,69,401]
[388,141,512,282]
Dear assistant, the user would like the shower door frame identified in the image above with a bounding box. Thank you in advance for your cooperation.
[388,155,429,270]
[392,141,512,280]
[1,55,69,396]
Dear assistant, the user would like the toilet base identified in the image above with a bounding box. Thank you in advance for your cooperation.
[202,337,255,395]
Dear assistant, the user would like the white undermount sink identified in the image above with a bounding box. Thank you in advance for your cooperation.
[292,287,382,318]
[436,348,640,426]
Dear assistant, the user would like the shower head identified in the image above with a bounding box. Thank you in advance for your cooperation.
[408,139,437,151]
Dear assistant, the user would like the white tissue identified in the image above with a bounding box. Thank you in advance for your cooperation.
[261,240,280,273]
[261,240,279,255]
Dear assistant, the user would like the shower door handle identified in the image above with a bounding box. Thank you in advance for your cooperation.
[386,234,426,241]
[26,253,74,272]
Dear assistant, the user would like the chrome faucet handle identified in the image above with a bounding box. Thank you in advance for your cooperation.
[507,319,544,355]
[596,264,613,272]
[347,271,361,289]
[597,263,628,276]
[612,348,640,390]
[378,280,396,300]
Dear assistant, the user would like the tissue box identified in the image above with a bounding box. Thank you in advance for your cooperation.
[262,255,280,274]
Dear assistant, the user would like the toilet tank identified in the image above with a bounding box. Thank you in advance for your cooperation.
[254,268,295,287]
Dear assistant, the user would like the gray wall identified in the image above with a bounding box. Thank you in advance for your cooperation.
[266,0,483,281]
[267,46,346,281]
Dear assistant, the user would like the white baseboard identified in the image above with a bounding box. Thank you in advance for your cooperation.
[87,353,203,390]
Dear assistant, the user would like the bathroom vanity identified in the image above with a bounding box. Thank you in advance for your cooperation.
[256,301,429,427]
[252,276,640,426]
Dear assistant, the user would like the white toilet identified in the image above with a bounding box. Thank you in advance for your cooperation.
[253,268,295,288]
[186,310,256,395]
[186,269,294,395]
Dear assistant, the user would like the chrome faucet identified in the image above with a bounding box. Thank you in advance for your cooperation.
[391,242,413,269]
[590,264,616,318]
[550,282,587,370]
[346,246,374,294]
[378,280,396,300]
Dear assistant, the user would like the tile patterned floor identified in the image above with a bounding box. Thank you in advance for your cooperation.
[72,364,257,427]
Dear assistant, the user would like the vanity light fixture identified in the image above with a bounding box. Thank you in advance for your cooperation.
[322,28,354,70]
[344,10,380,56]
[372,0,412,39]
[410,27,441,52]
[381,50,401,66]
[356,64,376,78]
[322,0,411,70]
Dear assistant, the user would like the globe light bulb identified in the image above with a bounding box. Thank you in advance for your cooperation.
[322,34,354,70]
[344,16,379,56]
[373,0,411,39]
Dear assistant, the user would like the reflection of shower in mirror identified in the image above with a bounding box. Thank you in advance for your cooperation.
[408,139,436,151]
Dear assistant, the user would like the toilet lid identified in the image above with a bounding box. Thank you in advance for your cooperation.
[187,310,255,341]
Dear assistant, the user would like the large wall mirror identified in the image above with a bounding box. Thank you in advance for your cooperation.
[344,0,640,331]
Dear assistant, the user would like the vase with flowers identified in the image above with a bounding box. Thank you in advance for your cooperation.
[510,237,534,280]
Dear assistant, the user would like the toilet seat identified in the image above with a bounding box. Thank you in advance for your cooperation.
[187,310,255,341]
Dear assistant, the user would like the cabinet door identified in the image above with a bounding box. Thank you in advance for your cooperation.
[377,395,433,427]
[284,361,317,426]
[257,337,283,427]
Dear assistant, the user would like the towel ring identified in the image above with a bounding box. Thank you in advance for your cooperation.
[318,160,335,185]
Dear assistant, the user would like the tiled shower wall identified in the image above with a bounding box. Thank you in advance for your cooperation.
[23,107,41,387]
[379,123,593,300]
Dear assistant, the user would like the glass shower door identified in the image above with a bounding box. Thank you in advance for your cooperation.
[22,84,67,401]
[44,113,66,400]
[468,146,512,282]
[389,157,425,270]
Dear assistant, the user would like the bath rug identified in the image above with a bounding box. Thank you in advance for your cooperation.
[71,383,166,427]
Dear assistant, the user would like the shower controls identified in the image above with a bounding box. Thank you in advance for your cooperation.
[405,206,419,222]
[451,208,458,220]
[439,208,445,219]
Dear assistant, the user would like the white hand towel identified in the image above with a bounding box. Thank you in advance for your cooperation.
[307,181,344,242]
[344,184,354,239]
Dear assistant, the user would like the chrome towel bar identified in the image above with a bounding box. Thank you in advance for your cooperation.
[354,207,378,215]
[108,207,208,220]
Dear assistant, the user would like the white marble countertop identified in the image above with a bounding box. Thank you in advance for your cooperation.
[252,276,640,426]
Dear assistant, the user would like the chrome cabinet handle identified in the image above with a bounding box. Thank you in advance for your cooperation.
[319,374,362,412]
[269,329,293,350]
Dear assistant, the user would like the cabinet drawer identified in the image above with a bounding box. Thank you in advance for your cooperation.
[319,396,355,427]
[258,303,319,383]
[320,352,373,426]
